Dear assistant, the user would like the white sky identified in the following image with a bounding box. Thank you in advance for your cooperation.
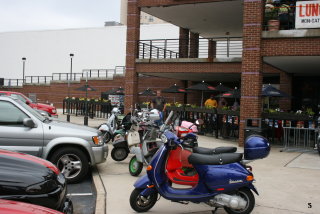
[0,0,120,32]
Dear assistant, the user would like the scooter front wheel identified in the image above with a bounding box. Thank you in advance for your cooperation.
[111,148,128,161]
[129,155,143,176]
[130,188,158,212]
[224,188,255,214]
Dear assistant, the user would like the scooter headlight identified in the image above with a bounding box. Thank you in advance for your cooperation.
[161,134,168,143]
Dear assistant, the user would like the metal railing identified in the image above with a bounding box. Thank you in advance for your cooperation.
[63,99,113,119]
[165,106,240,140]
[138,37,243,59]
[3,79,24,87]
[25,76,53,84]
[2,66,125,87]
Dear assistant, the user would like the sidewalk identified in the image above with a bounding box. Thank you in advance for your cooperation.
[57,111,320,214]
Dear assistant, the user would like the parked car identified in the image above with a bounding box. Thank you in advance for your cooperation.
[0,199,64,214]
[0,149,72,214]
[0,96,108,183]
[0,90,58,117]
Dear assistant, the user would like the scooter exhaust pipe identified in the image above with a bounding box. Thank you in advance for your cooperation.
[210,194,247,210]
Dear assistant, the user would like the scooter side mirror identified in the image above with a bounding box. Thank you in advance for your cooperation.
[195,119,204,125]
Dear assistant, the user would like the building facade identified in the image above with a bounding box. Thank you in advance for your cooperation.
[124,0,320,145]
[120,0,166,25]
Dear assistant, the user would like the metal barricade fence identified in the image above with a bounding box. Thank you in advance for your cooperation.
[282,127,317,152]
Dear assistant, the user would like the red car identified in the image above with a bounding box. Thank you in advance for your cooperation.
[0,91,57,117]
[0,199,63,214]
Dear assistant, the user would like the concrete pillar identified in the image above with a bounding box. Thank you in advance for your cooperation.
[279,71,292,111]
[239,0,264,146]
[208,39,217,61]
[189,32,199,58]
[179,27,189,58]
[124,0,140,113]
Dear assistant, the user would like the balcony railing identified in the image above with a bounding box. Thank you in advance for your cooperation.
[138,37,243,60]
[2,66,125,87]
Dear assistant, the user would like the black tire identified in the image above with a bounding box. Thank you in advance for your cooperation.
[111,147,128,161]
[103,132,112,143]
[317,142,320,156]
[129,155,143,176]
[130,188,158,212]
[224,188,255,214]
[49,147,89,184]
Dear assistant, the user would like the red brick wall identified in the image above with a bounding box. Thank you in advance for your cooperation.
[136,62,242,73]
[262,38,320,56]
[138,0,223,7]
[124,0,140,113]
[239,0,264,146]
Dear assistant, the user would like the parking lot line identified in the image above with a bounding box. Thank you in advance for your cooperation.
[67,193,93,196]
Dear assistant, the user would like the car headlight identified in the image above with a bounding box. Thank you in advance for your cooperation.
[92,135,104,145]
[51,109,57,113]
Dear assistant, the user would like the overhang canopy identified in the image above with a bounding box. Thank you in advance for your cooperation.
[142,0,243,37]
[264,56,320,76]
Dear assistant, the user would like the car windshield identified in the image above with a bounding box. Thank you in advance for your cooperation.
[10,94,28,103]
[15,99,46,122]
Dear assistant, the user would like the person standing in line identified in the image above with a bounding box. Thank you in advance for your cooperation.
[218,97,228,108]
[151,90,166,124]
[204,95,217,108]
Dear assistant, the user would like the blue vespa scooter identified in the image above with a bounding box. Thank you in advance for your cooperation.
[130,128,270,213]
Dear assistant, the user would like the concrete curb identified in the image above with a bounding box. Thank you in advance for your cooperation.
[92,166,106,214]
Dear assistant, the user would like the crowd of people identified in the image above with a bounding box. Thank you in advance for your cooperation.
[204,95,239,111]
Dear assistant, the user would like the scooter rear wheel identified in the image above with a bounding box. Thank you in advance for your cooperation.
[129,155,143,176]
[224,188,255,214]
[111,148,128,161]
[130,188,158,212]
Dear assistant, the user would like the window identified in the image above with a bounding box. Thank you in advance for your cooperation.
[10,94,27,103]
[0,101,28,126]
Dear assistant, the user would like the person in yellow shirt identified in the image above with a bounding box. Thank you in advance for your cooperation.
[204,95,217,108]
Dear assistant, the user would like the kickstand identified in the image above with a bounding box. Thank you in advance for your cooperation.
[212,207,219,214]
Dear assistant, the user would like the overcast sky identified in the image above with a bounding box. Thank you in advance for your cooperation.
[0,0,120,32]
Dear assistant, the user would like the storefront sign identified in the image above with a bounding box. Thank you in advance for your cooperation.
[296,1,320,29]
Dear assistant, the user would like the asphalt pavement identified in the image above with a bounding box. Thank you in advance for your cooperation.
[67,172,96,214]
[57,110,320,214]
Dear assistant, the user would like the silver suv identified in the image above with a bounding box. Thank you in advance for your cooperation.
[0,96,108,183]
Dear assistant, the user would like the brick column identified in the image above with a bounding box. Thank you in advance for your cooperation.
[208,39,217,61]
[179,27,189,58]
[279,71,292,111]
[124,0,140,113]
[239,0,264,146]
[189,32,199,58]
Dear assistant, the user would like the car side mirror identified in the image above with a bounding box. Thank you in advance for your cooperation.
[26,100,30,105]
[23,118,37,128]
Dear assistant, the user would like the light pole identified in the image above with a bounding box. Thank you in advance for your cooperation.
[67,53,74,122]
[22,57,26,84]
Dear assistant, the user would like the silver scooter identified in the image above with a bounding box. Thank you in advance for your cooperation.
[128,109,165,176]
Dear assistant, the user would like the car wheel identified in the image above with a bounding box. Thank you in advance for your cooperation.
[50,147,89,183]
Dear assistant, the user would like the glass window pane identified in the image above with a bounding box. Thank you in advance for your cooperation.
[0,101,28,125]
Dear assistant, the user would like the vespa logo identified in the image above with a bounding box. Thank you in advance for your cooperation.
[229,179,243,184]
